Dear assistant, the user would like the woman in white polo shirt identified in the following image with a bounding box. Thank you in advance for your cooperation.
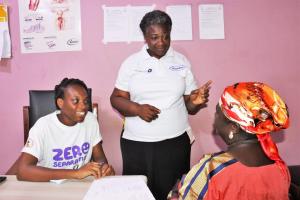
[110,10,212,200]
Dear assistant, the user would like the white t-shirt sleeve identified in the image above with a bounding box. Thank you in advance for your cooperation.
[115,57,135,92]
[184,57,198,95]
[21,121,44,160]
[89,114,102,147]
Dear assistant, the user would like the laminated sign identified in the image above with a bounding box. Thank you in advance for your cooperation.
[18,0,82,53]
[0,4,11,59]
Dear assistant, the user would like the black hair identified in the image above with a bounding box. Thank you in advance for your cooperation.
[54,78,88,109]
[139,10,172,35]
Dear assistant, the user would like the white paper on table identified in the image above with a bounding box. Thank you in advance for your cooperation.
[50,179,67,184]
[83,176,155,200]
[199,4,225,39]
[166,4,193,41]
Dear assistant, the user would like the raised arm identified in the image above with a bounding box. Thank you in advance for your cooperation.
[110,88,160,122]
[17,153,102,182]
[184,80,212,115]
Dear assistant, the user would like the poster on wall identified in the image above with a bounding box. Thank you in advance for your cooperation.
[18,0,82,53]
[102,5,155,43]
[199,4,225,39]
[166,5,193,41]
[0,4,11,59]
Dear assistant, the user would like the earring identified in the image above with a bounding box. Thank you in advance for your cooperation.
[229,131,234,140]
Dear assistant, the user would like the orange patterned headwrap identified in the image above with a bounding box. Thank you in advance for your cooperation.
[219,82,290,180]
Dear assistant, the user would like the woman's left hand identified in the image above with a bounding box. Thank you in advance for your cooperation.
[190,80,212,105]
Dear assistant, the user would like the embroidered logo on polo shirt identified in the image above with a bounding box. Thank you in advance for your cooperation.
[134,68,153,73]
[25,138,34,148]
[169,65,186,71]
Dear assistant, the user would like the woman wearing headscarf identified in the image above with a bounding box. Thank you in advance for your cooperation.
[168,82,290,200]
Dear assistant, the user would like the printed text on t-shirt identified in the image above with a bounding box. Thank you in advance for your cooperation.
[52,142,90,168]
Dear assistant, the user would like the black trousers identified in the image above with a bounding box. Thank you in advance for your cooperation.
[121,132,191,200]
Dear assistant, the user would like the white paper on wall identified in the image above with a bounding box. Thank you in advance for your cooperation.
[166,4,193,41]
[0,4,11,59]
[102,5,154,43]
[199,4,225,39]
[102,6,129,43]
[18,0,82,53]
[128,5,154,42]
[0,30,3,60]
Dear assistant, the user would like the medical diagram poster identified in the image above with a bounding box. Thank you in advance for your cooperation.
[18,0,82,53]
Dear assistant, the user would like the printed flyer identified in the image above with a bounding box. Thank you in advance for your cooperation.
[0,4,11,59]
[18,0,82,53]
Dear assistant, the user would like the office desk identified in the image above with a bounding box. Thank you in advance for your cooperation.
[0,175,93,200]
[0,175,150,200]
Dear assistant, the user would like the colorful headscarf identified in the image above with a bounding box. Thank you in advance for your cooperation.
[219,82,290,180]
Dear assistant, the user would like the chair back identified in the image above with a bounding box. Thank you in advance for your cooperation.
[289,165,300,200]
[29,90,56,129]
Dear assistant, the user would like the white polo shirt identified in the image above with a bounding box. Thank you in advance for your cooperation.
[115,45,197,142]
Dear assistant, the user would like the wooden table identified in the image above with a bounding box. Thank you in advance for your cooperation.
[0,175,93,200]
[0,175,149,200]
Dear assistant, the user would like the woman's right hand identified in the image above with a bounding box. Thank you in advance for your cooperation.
[75,162,102,179]
[110,88,160,121]
[137,104,160,122]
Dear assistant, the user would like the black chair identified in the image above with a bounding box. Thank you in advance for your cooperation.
[289,165,300,200]
[6,89,98,175]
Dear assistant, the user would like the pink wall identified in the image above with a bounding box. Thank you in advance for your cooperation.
[0,0,299,174]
